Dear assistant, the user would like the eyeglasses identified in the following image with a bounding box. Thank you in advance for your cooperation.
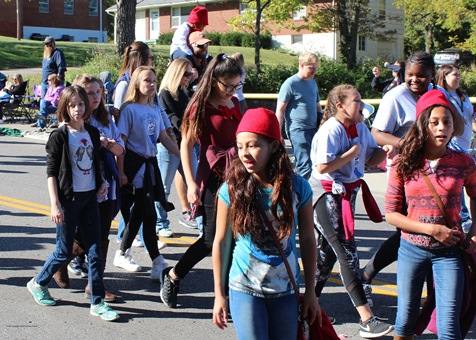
[215,79,243,93]
[192,43,208,49]
[183,71,193,78]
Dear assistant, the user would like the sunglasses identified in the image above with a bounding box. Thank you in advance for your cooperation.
[183,71,193,78]
[215,79,243,93]
[192,43,208,49]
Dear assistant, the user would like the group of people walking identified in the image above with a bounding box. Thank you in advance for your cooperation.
[23,25,476,339]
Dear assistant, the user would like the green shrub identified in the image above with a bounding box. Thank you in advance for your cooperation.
[461,65,476,97]
[245,65,295,93]
[260,33,272,50]
[72,47,122,82]
[157,32,174,45]
[241,33,255,48]
[220,32,243,47]
[205,31,222,46]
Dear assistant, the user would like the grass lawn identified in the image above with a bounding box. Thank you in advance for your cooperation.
[0,35,297,70]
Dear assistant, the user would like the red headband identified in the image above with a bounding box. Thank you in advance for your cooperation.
[416,89,454,119]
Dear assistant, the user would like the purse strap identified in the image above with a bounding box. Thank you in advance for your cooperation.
[420,169,454,228]
[257,203,300,304]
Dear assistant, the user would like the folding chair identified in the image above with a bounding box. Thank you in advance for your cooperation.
[3,80,35,123]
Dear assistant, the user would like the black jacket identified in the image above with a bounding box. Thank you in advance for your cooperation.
[46,123,103,202]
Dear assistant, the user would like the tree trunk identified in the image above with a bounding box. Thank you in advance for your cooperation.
[115,0,137,56]
[16,0,21,40]
[255,0,262,73]
[424,25,433,53]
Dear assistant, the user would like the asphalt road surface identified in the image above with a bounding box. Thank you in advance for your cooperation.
[0,125,474,339]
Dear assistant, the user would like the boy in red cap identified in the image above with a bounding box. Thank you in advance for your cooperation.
[170,6,208,60]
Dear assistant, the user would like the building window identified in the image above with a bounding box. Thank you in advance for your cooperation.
[291,35,303,44]
[240,2,249,14]
[358,35,366,51]
[64,0,74,15]
[292,6,306,20]
[379,0,386,19]
[171,6,195,28]
[88,0,98,17]
[151,10,159,31]
[39,0,49,13]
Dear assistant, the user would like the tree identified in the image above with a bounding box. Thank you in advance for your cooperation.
[230,0,396,70]
[115,0,136,56]
[395,0,476,54]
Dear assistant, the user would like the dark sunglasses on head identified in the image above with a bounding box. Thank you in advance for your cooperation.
[183,71,193,78]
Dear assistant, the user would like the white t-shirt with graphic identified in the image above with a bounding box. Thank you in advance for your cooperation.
[68,129,96,192]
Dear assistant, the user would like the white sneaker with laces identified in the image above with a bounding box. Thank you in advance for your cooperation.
[150,255,168,281]
[113,249,142,272]
[157,240,167,250]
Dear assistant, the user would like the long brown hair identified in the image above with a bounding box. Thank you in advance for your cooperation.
[181,53,242,139]
[436,64,466,100]
[119,41,151,78]
[226,138,295,239]
[321,84,355,126]
[396,104,464,181]
[56,85,91,123]
[72,74,110,126]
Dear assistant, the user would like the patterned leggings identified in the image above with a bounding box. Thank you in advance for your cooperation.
[313,191,368,307]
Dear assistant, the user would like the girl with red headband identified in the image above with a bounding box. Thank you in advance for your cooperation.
[386,89,476,339]
[211,107,320,339]
[309,84,395,338]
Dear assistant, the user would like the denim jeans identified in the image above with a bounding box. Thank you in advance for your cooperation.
[229,289,298,340]
[288,128,317,180]
[460,190,472,233]
[155,143,180,231]
[155,142,200,231]
[36,190,105,304]
[37,100,57,128]
[395,239,464,338]
[41,83,49,99]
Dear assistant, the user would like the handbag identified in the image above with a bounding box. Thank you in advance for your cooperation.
[257,204,340,340]
[414,170,476,337]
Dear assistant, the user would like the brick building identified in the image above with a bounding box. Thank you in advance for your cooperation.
[107,0,404,61]
[0,0,108,43]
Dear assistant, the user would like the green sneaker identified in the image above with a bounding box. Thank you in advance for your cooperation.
[27,278,56,306]
[90,299,120,322]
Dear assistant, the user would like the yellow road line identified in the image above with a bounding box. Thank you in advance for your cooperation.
[0,195,399,294]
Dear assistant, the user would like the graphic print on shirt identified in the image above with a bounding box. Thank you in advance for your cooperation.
[75,138,94,174]
[147,113,157,145]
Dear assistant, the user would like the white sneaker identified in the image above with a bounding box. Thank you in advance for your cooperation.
[157,240,167,250]
[113,249,142,272]
[132,238,144,247]
[158,227,174,238]
[150,256,168,281]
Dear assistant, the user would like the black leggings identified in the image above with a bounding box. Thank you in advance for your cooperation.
[314,194,367,307]
[174,174,220,279]
[362,230,401,283]
[120,188,159,260]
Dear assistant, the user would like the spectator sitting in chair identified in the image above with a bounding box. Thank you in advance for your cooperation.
[32,74,64,129]
[0,73,27,124]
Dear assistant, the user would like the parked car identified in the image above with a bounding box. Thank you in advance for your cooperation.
[434,48,476,67]
[56,35,73,42]
[30,33,48,41]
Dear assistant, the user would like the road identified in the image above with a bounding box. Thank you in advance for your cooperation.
[0,125,473,339]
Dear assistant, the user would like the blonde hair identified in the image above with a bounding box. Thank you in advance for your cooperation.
[299,52,319,65]
[159,58,192,101]
[321,84,355,125]
[122,66,156,108]
[13,73,23,84]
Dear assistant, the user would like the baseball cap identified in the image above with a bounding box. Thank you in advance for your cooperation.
[189,31,212,46]
[44,36,54,44]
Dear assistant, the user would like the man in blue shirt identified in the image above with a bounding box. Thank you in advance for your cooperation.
[41,36,67,98]
[276,52,322,180]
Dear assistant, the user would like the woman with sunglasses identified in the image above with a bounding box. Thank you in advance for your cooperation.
[34,74,65,129]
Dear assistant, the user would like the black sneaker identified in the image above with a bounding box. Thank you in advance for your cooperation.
[359,315,394,338]
[160,267,180,308]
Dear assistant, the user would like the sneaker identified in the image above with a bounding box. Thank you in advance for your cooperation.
[113,249,142,272]
[158,227,174,238]
[90,299,120,321]
[363,283,373,308]
[151,256,169,281]
[160,267,180,308]
[27,278,56,306]
[179,210,198,229]
[68,256,88,277]
[132,238,144,247]
[359,315,394,338]
[157,240,168,250]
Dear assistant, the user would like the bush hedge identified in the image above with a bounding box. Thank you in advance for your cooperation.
[157,32,174,45]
